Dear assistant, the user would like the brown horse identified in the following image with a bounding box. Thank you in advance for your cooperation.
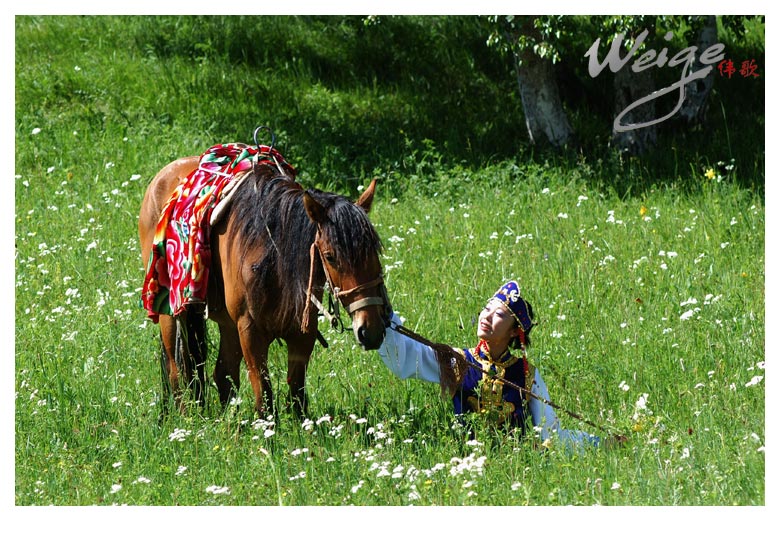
[138,153,388,418]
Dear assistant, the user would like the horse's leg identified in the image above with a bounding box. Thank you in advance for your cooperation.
[286,335,316,417]
[157,333,173,423]
[236,316,273,417]
[158,314,183,412]
[213,322,243,407]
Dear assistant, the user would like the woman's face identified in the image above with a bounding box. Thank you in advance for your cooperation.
[477,299,517,344]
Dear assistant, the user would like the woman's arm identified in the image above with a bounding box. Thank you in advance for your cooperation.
[377,312,443,384]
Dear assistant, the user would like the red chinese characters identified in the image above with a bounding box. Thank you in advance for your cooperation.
[718,58,760,78]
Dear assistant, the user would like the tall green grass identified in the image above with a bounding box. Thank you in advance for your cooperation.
[14,15,764,511]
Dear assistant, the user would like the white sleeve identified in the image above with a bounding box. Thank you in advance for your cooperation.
[377,313,442,384]
[528,368,561,439]
[529,368,600,448]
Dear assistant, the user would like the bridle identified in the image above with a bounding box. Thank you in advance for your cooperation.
[301,229,391,334]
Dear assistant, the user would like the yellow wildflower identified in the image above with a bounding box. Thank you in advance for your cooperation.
[632,419,645,432]
[704,168,716,180]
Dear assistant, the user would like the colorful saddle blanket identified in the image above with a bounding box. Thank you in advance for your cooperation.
[142,142,296,322]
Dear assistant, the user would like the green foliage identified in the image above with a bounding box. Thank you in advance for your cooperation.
[14,15,764,512]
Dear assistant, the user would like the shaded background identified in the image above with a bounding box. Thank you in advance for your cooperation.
[15,15,765,196]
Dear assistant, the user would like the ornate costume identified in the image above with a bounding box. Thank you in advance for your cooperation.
[453,343,535,432]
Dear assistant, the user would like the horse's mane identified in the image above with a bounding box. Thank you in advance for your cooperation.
[229,163,383,331]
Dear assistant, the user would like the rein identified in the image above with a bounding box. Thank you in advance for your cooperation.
[389,321,625,437]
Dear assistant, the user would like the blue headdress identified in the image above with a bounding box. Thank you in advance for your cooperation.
[491,280,534,335]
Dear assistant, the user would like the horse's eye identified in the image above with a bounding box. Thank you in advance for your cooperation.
[324,252,338,266]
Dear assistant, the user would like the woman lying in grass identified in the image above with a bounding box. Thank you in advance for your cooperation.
[378,280,602,449]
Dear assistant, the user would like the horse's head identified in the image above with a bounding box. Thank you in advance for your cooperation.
[303,179,388,350]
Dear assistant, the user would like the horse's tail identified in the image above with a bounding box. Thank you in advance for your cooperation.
[157,308,208,420]
[178,307,208,407]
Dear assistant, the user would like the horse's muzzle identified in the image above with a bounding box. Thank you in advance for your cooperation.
[354,318,386,350]
[343,280,390,350]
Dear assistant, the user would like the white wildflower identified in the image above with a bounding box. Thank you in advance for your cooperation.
[632,393,651,421]
[745,376,763,387]
[168,428,192,442]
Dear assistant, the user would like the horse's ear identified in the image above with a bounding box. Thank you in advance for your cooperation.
[303,191,328,224]
[356,178,377,214]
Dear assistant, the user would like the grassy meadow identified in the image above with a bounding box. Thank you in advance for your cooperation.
[13,14,764,518]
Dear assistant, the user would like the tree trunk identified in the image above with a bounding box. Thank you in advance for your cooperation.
[609,21,662,156]
[514,49,574,149]
[679,15,718,124]
[611,65,658,155]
